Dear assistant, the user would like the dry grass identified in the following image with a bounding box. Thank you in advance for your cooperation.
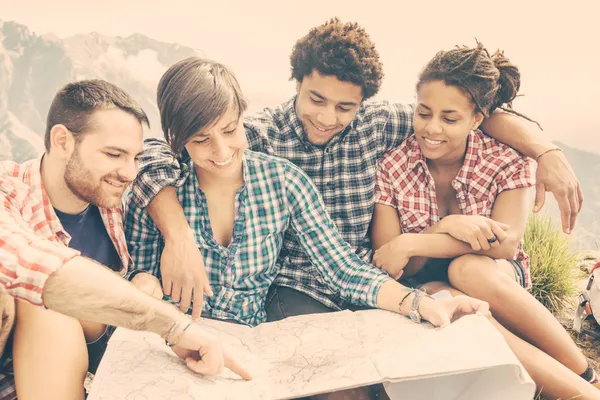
[524,213,584,313]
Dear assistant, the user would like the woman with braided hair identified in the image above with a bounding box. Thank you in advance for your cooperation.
[372,42,600,399]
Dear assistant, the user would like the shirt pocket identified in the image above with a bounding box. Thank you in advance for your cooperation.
[461,184,496,217]
[398,208,430,234]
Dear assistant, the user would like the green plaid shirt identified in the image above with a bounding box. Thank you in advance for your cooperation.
[123,150,391,326]
[129,96,414,310]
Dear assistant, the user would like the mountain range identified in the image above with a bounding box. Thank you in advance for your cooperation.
[0,19,598,249]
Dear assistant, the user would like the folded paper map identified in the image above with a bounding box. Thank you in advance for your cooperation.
[89,310,535,400]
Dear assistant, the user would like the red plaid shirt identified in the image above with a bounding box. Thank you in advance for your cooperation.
[0,157,130,305]
[374,130,535,289]
[0,157,130,400]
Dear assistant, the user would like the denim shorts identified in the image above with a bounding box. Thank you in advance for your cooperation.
[400,258,527,289]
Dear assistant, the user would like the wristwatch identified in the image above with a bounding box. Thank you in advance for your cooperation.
[409,289,431,323]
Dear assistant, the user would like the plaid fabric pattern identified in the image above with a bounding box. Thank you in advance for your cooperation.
[124,150,391,326]
[375,130,535,289]
[0,157,131,399]
[129,96,413,309]
[0,369,15,400]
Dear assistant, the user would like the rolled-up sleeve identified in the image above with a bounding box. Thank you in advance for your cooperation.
[129,138,192,209]
[284,162,391,307]
[374,156,397,208]
[382,103,415,151]
[122,187,164,282]
[0,177,79,306]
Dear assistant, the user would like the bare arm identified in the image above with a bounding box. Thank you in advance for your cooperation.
[43,256,178,336]
[43,257,251,380]
[381,188,530,263]
[145,185,212,319]
[146,186,192,241]
[480,111,550,159]
[481,111,582,233]
[371,204,442,277]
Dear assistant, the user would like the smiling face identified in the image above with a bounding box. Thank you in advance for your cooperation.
[62,108,144,208]
[295,70,363,146]
[184,105,248,181]
[414,80,484,164]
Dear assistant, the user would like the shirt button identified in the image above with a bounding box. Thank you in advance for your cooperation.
[224,292,232,299]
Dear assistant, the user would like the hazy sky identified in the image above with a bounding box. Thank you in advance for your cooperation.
[1,0,599,152]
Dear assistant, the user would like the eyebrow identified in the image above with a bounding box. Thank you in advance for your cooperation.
[104,146,129,154]
[194,118,240,138]
[104,146,143,157]
[418,103,459,114]
[309,90,359,107]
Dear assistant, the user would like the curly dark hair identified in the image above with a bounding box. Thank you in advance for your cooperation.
[418,41,541,129]
[290,17,384,100]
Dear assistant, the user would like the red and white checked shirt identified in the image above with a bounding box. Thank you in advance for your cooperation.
[0,156,130,306]
[374,130,535,289]
[0,157,130,400]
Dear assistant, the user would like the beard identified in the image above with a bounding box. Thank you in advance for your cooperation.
[64,149,127,209]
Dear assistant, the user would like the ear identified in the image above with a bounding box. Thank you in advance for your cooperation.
[295,80,301,93]
[48,124,75,159]
[471,112,485,131]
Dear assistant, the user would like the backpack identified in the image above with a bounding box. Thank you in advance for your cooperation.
[573,261,600,337]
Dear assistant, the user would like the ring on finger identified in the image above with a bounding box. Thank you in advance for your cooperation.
[487,235,498,244]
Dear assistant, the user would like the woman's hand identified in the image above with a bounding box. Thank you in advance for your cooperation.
[417,294,491,328]
[438,215,509,251]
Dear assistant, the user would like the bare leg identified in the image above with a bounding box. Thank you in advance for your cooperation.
[13,299,105,400]
[448,254,588,375]
[419,281,600,400]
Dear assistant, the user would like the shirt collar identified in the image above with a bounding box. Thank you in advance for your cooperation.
[406,136,428,173]
[24,155,67,238]
[454,130,482,186]
[405,130,482,186]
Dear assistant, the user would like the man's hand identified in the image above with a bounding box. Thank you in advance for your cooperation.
[533,149,583,234]
[418,295,491,328]
[175,321,252,381]
[372,236,411,279]
[161,230,213,319]
[438,215,509,251]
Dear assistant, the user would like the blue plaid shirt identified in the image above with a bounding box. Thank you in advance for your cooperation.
[129,95,414,310]
[123,150,391,326]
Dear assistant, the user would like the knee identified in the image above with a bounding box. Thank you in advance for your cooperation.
[131,273,163,300]
[448,255,514,295]
[448,255,482,287]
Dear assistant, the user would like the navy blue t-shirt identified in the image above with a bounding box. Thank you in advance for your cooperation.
[54,205,121,271]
